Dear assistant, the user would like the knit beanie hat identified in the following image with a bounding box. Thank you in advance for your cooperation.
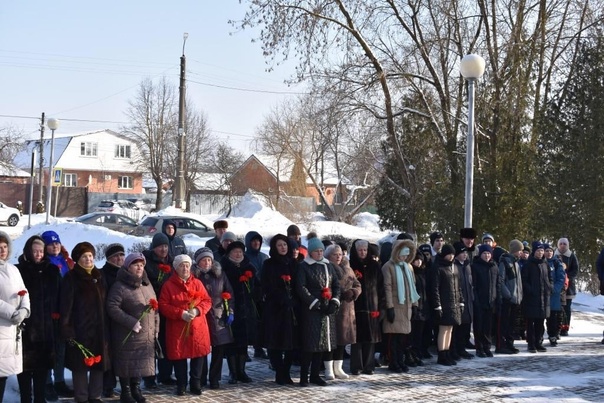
[221,231,238,243]
[439,244,455,257]
[397,232,414,241]
[307,237,324,254]
[151,233,169,249]
[532,241,545,253]
[124,252,146,268]
[482,233,495,242]
[509,240,523,254]
[478,244,493,255]
[429,232,444,246]
[453,241,467,257]
[194,247,214,264]
[42,230,61,245]
[72,242,95,263]
[173,254,192,269]
[105,243,125,260]
[226,240,245,255]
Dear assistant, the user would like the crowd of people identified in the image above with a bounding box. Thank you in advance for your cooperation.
[0,220,584,402]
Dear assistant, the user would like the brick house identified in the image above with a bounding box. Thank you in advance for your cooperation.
[15,129,144,194]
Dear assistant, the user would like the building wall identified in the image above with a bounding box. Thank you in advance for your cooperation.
[43,170,143,193]
[230,158,279,196]
[0,183,86,217]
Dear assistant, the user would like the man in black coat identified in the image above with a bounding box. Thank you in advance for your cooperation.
[205,219,228,253]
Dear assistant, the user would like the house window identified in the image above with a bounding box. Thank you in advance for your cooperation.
[115,144,131,159]
[63,173,77,187]
[118,176,133,189]
[80,142,98,157]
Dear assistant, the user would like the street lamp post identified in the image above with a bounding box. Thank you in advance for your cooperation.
[460,54,485,228]
[45,118,60,224]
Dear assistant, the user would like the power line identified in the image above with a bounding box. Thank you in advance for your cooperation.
[187,78,308,95]
[0,114,127,125]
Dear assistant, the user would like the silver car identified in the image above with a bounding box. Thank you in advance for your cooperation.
[133,215,215,238]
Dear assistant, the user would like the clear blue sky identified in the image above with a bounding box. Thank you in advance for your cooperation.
[0,1,303,152]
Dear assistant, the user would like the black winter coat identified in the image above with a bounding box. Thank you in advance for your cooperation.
[295,257,341,352]
[411,265,430,322]
[60,264,111,372]
[430,255,464,326]
[471,257,500,312]
[262,251,299,350]
[455,259,474,324]
[221,256,260,347]
[521,256,552,319]
[142,249,171,298]
[16,239,62,371]
[349,242,383,343]
[101,261,120,293]
[196,262,235,347]
[162,220,187,263]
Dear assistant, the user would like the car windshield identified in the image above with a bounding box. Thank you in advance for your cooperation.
[140,217,159,226]
[75,213,98,221]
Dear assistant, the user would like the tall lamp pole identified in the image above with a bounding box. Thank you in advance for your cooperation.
[175,32,188,209]
[45,118,60,224]
[460,54,485,228]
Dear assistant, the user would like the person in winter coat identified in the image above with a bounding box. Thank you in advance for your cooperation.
[159,254,212,396]
[16,235,61,403]
[295,238,341,387]
[262,234,300,385]
[381,240,420,373]
[193,247,234,390]
[0,231,31,401]
[162,220,187,263]
[205,219,228,253]
[410,251,430,362]
[142,232,174,388]
[430,244,464,366]
[452,242,474,359]
[325,243,361,380]
[521,242,552,353]
[41,230,74,400]
[471,244,500,358]
[349,239,382,375]
[60,242,111,403]
[245,231,269,359]
[221,241,260,384]
[544,244,566,346]
[496,240,524,354]
[106,252,158,403]
[214,231,237,262]
[100,242,125,398]
[554,238,579,336]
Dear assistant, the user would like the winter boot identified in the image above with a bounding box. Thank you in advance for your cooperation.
[333,360,349,379]
[227,355,238,384]
[237,354,252,383]
[404,349,417,367]
[119,378,137,403]
[437,350,452,366]
[130,379,146,403]
[323,361,335,380]
[410,348,424,366]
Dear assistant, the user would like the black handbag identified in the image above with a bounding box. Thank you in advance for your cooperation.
[155,338,164,359]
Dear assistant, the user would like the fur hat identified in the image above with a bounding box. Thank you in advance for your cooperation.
[460,227,477,239]
[124,252,146,268]
[221,231,238,243]
[307,237,324,254]
[151,233,169,249]
[429,231,444,246]
[41,230,61,245]
[226,240,245,255]
[509,240,524,254]
[105,243,125,260]
[213,219,228,230]
[439,244,455,257]
[478,244,493,255]
[72,242,95,263]
[173,254,192,269]
[194,247,214,264]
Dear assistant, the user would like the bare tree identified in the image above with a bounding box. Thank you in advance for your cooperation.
[2,126,25,171]
[204,142,245,216]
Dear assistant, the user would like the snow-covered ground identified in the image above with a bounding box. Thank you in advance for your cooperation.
[3,193,604,402]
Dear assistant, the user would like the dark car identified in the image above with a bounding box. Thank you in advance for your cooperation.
[74,212,139,234]
[133,215,215,238]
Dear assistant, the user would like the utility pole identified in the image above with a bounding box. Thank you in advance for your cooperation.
[175,32,188,210]
[38,112,45,208]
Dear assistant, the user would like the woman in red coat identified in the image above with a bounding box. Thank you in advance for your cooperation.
[159,254,212,396]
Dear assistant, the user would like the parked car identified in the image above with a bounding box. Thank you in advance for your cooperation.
[74,212,139,234]
[93,200,143,221]
[126,197,156,212]
[0,201,20,227]
[133,215,215,238]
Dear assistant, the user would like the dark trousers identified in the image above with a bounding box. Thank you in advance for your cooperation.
[410,319,426,351]
[562,299,573,329]
[46,340,66,385]
[201,345,226,386]
[18,369,47,403]
[72,369,103,403]
[547,310,562,338]
[173,357,203,388]
[103,368,116,393]
[268,349,293,381]
[300,351,323,380]
[526,317,545,349]
[497,302,520,349]
[386,333,409,366]
[456,322,472,352]
[474,307,494,352]
[350,342,375,373]
[0,377,7,402]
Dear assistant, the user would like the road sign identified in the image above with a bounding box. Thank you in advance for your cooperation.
[53,168,62,186]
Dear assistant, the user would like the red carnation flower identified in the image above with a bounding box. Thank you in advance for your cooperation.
[322,287,332,300]
[239,275,248,283]
[93,355,102,364]
[17,290,27,297]
[221,292,231,300]
[149,298,159,310]
[51,312,60,320]
[84,357,95,367]
[354,270,363,279]
[244,270,253,279]
[370,311,380,319]
[281,274,292,283]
